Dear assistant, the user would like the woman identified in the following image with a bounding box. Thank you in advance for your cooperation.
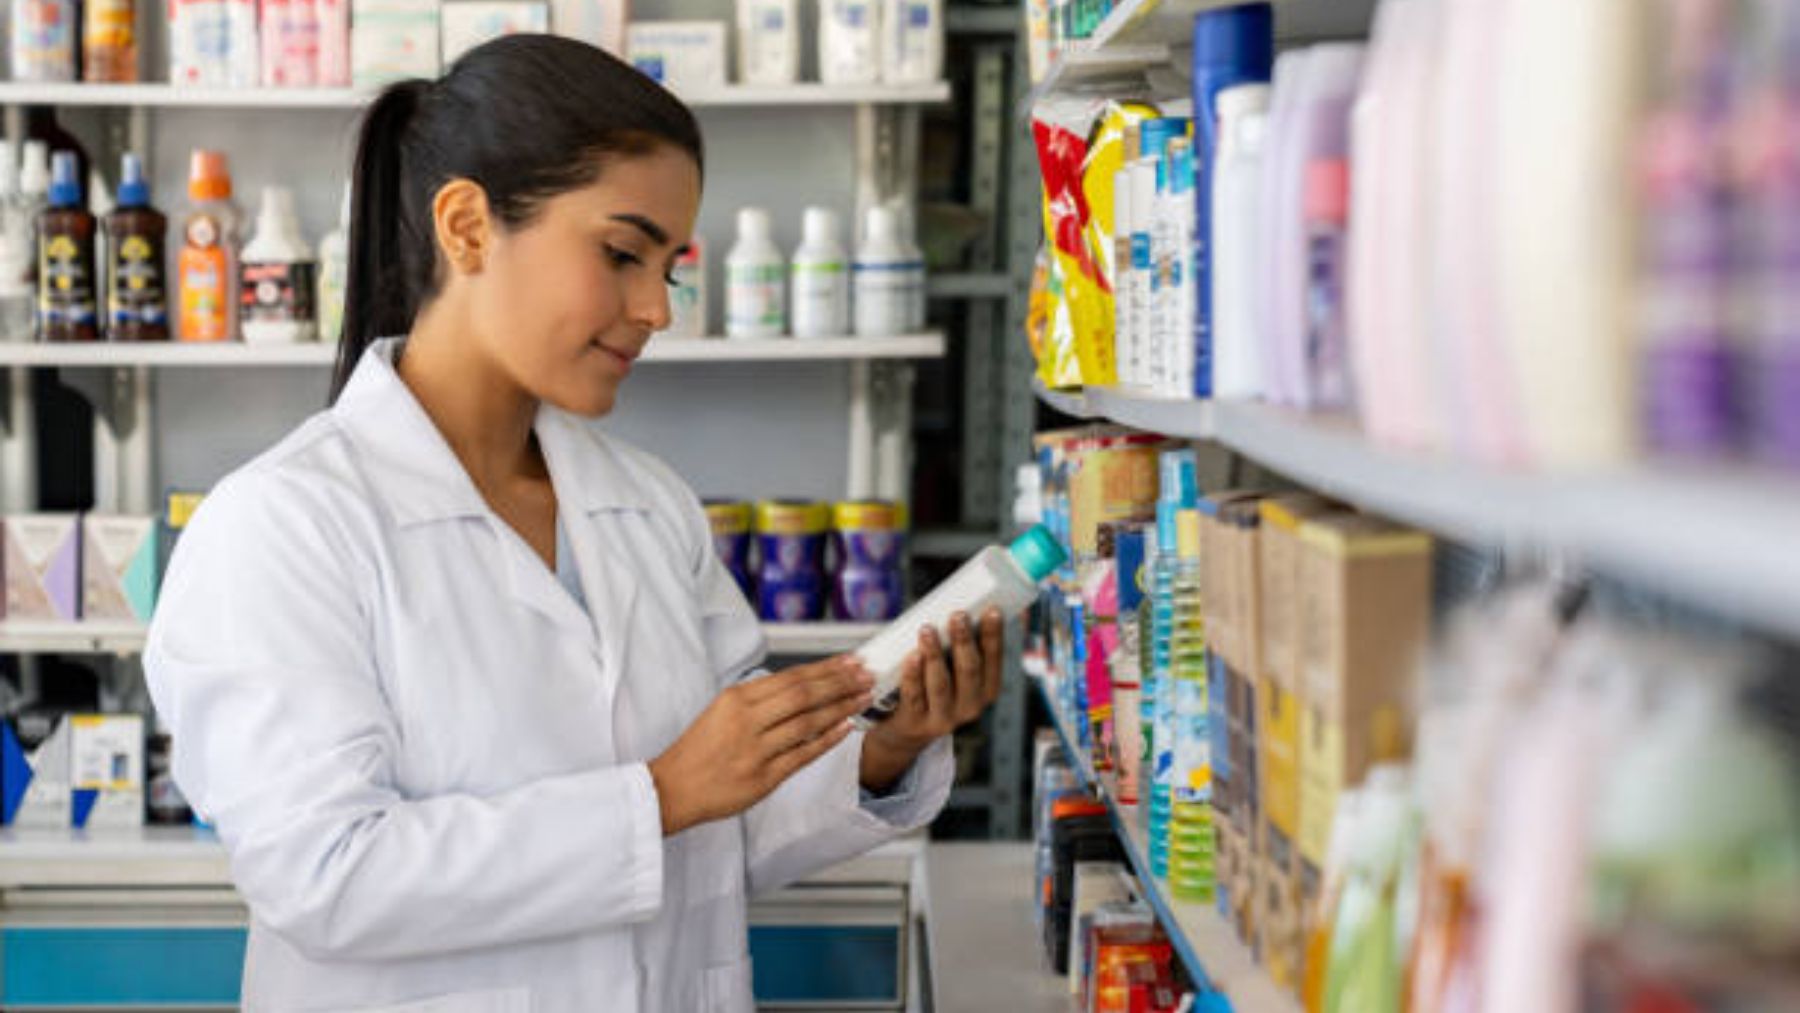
[146,35,1002,1011]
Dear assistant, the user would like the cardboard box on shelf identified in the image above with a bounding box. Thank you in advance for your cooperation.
[626,20,727,89]
[2,713,144,829]
[1254,494,1340,993]
[1294,514,1432,919]
[3,514,82,622]
[81,515,158,622]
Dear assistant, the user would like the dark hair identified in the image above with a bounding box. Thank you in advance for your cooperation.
[330,34,704,401]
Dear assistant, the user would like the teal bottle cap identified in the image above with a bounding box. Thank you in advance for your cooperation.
[1008,525,1067,582]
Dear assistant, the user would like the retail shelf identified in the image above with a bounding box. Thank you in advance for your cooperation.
[0,619,152,655]
[1024,0,1287,115]
[0,825,230,888]
[1027,660,1299,1013]
[1028,381,1800,640]
[0,621,880,656]
[1088,385,1215,438]
[0,81,951,109]
[763,622,882,655]
[912,526,999,557]
[1031,378,1095,419]
[0,333,946,368]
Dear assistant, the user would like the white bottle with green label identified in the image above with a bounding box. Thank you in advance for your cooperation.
[726,206,785,339]
[790,206,848,338]
[854,525,1066,725]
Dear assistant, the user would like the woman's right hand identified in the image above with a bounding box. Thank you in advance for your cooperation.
[647,656,874,836]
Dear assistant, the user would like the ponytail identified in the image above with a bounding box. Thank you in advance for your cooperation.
[333,79,430,401]
[328,36,703,404]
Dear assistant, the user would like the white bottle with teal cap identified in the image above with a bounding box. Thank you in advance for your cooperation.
[854,525,1066,726]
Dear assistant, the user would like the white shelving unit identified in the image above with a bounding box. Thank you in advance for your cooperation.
[1025,656,1300,1013]
[0,81,951,110]
[0,620,880,658]
[1033,383,1800,640]
[0,333,947,368]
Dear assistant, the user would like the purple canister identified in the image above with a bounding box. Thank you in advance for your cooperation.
[755,500,830,622]
[830,501,907,621]
[704,500,755,601]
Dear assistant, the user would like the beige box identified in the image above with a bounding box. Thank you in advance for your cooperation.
[1295,515,1432,899]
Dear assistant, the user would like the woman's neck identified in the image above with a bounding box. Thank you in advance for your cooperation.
[395,307,549,493]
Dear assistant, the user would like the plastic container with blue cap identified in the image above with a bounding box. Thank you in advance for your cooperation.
[1192,2,1274,399]
[854,524,1066,725]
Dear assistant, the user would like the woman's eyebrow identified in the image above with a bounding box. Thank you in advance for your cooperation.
[610,213,671,246]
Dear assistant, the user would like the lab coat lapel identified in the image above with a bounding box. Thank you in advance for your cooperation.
[534,409,641,703]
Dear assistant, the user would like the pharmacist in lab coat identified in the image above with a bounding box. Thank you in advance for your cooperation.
[145,37,1001,1012]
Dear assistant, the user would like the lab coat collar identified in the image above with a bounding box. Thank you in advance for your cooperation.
[333,338,652,527]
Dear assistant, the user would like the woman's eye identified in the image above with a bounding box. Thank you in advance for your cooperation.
[605,245,643,268]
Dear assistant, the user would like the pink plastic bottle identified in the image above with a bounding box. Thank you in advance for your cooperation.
[1431,0,1525,465]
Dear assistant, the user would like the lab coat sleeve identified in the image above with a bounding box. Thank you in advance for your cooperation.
[672,486,953,895]
[144,473,664,963]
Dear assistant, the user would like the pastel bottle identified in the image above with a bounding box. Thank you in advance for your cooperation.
[1744,0,1800,468]
[0,143,34,341]
[1431,0,1524,464]
[1211,83,1271,400]
[1495,0,1650,466]
[1282,45,1363,412]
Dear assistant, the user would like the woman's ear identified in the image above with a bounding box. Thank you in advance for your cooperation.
[433,178,493,276]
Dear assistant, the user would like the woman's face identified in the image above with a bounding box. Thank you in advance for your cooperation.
[469,144,702,417]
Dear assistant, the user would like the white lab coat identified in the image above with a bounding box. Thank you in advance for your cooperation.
[145,338,952,1012]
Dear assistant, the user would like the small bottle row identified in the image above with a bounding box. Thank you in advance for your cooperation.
[706,499,906,624]
[696,204,926,341]
[0,143,348,344]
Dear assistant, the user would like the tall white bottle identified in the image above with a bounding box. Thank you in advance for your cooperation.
[726,207,786,339]
[239,186,317,344]
[1494,0,1648,466]
[8,144,51,341]
[1211,83,1271,400]
[790,207,850,338]
[880,0,942,84]
[853,205,910,337]
[854,526,1065,725]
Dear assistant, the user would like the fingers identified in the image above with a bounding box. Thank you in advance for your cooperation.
[919,626,954,724]
[948,612,984,720]
[738,655,856,705]
[979,607,1005,706]
[763,683,873,754]
[750,657,873,729]
[767,719,854,783]
[897,648,927,715]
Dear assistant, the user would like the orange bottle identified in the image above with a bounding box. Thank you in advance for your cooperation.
[176,150,240,342]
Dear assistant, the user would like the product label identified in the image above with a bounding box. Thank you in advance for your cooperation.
[1172,675,1212,804]
[19,0,77,79]
[241,259,318,323]
[39,233,97,326]
[727,263,783,331]
[792,263,847,335]
[852,262,910,336]
[179,214,232,341]
[109,233,167,327]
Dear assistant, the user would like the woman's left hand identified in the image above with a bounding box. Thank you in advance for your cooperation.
[858,607,1005,792]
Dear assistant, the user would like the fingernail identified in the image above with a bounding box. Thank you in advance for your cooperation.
[954,613,971,633]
